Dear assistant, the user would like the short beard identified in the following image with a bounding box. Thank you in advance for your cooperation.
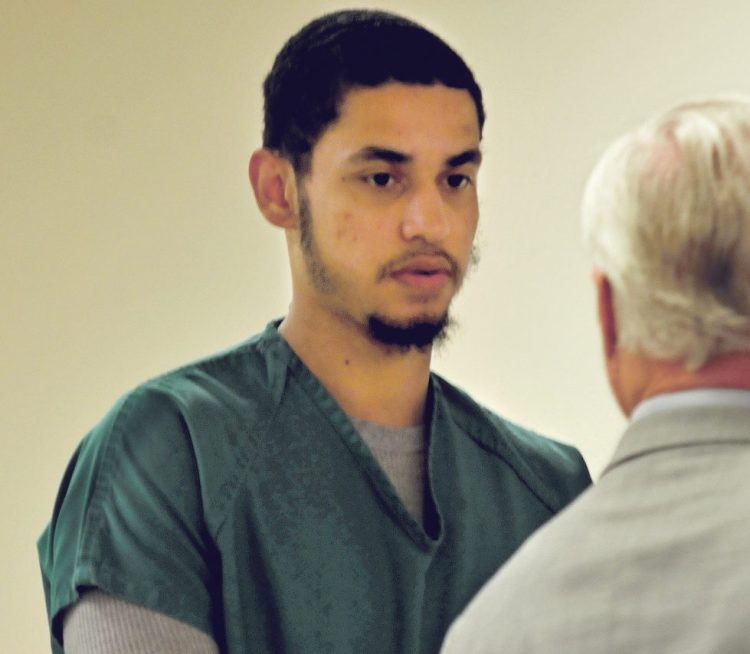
[298,190,336,293]
[367,313,454,350]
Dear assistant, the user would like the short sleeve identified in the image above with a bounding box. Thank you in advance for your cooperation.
[38,385,218,651]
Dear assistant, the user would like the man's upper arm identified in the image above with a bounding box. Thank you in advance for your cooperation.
[40,386,219,649]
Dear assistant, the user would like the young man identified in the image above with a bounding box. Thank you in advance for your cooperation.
[441,97,750,653]
[39,10,590,653]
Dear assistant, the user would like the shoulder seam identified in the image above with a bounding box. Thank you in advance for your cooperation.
[434,376,568,513]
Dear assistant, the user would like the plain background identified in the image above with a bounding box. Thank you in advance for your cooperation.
[3,1,749,651]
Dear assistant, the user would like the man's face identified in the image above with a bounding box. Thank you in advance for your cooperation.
[295,82,481,347]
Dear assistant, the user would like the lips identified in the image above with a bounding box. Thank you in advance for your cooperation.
[388,256,455,292]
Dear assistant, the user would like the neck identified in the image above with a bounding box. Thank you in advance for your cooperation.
[279,303,433,427]
[612,349,750,416]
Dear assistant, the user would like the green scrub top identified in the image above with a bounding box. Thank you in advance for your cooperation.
[38,321,590,653]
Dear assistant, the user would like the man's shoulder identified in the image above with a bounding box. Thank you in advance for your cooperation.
[149,325,280,392]
[78,328,285,467]
[50,330,287,542]
[433,374,592,511]
[121,324,286,418]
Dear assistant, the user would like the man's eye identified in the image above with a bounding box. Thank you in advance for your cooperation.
[365,172,395,188]
[446,174,471,189]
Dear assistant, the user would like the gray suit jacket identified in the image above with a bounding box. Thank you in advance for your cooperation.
[441,402,750,653]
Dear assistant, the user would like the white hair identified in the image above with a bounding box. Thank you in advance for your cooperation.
[582,96,750,369]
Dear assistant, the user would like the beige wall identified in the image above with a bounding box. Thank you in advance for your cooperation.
[4,1,749,650]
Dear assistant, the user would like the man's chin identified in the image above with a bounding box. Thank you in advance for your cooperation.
[366,313,453,350]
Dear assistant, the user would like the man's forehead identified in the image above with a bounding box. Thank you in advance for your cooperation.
[346,145,482,168]
[313,82,481,162]
[337,82,479,123]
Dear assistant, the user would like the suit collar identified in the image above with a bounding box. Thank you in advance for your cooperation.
[603,393,750,477]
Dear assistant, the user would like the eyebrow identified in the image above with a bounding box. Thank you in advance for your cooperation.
[349,146,482,168]
[350,147,411,164]
[447,149,482,168]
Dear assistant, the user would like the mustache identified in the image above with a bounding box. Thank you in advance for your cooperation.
[376,247,461,281]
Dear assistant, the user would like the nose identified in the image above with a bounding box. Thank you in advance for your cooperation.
[400,183,450,243]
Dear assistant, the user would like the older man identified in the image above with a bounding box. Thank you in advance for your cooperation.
[442,96,750,653]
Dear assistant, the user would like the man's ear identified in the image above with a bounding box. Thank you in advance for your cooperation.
[594,269,618,360]
[249,148,299,229]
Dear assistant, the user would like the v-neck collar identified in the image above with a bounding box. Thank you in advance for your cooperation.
[257,319,445,552]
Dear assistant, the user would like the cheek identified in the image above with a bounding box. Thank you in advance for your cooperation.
[334,212,357,242]
[462,213,479,245]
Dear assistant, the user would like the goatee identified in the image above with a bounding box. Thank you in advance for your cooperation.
[367,314,453,350]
